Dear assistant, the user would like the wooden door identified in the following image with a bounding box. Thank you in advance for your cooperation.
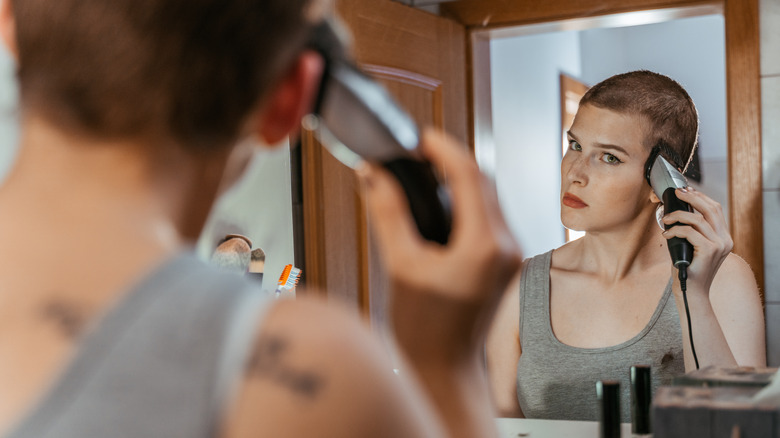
[299,0,468,327]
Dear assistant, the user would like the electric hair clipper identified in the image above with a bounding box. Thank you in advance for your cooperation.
[645,142,693,269]
[304,19,452,245]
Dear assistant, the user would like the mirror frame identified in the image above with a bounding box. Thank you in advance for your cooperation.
[443,0,764,293]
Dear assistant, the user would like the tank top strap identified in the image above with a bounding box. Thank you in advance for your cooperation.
[518,250,554,348]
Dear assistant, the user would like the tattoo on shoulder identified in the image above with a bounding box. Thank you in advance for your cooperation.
[39,299,86,339]
[246,334,324,399]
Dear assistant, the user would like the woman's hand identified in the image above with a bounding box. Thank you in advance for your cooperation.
[359,128,523,363]
[658,186,765,370]
[660,186,733,295]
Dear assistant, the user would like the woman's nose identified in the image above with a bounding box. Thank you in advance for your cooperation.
[563,154,588,185]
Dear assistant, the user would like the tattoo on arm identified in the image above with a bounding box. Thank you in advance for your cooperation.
[39,299,86,339]
[246,334,324,399]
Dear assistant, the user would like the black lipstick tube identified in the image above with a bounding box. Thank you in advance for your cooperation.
[598,380,621,438]
[631,365,652,435]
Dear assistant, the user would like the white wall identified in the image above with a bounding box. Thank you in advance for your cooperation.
[490,31,581,257]
[488,14,726,258]
[0,43,18,183]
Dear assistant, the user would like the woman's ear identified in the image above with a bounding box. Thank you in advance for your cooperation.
[0,0,17,59]
[649,189,661,204]
[257,50,324,145]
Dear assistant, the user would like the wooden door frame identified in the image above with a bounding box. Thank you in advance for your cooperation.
[445,0,764,293]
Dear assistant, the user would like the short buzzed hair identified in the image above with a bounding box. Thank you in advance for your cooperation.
[211,237,251,272]
[579,70,699,171]
[251,248,266,262]
[12,0,320,150]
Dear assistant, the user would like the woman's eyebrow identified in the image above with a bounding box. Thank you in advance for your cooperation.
[566,131,631,157]
[594,142,630,156]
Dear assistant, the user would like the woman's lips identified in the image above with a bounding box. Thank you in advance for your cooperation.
[562,193,588,209]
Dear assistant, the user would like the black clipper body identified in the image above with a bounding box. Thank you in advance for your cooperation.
[645,143,693,268]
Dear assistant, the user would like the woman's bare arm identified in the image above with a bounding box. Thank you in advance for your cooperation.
[689,253,766,367]
[222,298,447,438]
[486,274,524,417]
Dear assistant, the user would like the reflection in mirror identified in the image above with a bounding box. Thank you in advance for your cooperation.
[476,9,727,256]
[196,142,297,293]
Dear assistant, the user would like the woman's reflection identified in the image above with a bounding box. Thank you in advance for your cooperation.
[486,71,766,421]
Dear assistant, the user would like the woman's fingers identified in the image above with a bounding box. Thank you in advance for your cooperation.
[358,163,425,272]
[662,186,732,251]
[360,127,521,303]
[662,224,729,254]
[674,187,729,235]
[419,129,490,235]
[420,129,522,277]
[662,210,717,240]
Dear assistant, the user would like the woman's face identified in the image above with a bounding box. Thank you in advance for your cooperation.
[561,104,657,234]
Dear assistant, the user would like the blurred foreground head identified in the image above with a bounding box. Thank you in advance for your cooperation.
[8,0,326,151]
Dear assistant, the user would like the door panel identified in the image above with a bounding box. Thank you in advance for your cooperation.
[300,0,467,326]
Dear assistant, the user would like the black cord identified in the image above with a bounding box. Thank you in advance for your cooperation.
[679,266,699,369]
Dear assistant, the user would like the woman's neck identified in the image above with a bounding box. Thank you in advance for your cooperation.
[0,116,227,302]
[560,209,669,282]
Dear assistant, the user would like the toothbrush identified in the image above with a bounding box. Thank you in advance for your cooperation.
[275,264,301,297]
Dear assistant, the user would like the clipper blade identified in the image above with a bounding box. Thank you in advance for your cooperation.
[645,143,688,200]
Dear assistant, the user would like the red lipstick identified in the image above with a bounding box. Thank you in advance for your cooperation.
[562,192,588,209]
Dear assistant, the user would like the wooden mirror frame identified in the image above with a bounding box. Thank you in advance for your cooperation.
[443,0,764,293]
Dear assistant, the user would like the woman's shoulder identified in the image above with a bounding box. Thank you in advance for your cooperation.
[523,249,554,265]
[711,252,759,295]
[521,248,556,279]
[546,238,583,271]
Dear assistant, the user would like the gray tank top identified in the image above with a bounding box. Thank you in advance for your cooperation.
[516,250,685,422]
[5,252,272,438]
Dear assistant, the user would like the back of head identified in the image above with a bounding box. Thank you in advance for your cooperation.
[579,70,699,171]
[249,247,265,274]
[211,237,252,272]
[250,248,265,263]
[12,0,320,150]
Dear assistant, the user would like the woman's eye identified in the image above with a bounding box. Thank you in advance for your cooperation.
[568,140,581,151]
[602,153,622,164]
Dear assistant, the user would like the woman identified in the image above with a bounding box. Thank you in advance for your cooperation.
[487,71,766,421]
